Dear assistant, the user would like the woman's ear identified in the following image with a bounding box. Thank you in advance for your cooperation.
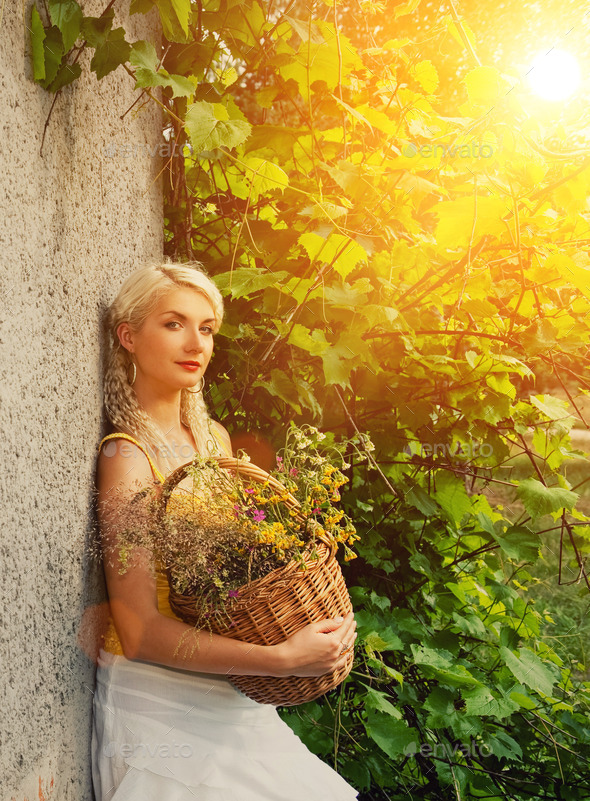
[116,322,134,353]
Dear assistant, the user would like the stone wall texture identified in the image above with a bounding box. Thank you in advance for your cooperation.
[1,3,162,799]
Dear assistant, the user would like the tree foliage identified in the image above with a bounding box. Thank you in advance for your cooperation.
[31,0,590,797]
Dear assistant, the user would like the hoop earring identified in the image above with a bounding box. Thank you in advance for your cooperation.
[186,376,205,394]
[127,361,136,386]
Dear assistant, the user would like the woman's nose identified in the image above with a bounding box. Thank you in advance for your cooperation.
[185,328,205,352]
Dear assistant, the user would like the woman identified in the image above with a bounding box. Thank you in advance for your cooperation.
[92,261,358,800]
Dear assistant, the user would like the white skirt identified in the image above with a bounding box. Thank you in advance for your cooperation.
[91,649,358,800]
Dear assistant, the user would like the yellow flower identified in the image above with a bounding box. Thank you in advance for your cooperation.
[343,546,357,561]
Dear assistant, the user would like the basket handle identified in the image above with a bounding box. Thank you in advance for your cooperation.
[156,456,302,515]
[156,455,336,555]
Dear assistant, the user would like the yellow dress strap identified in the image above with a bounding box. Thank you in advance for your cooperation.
[98,433,167,484]
[210,423,232,456]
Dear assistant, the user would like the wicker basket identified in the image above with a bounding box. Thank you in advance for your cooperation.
[158,456,354,706]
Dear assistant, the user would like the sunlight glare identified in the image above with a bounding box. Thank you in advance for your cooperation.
[528,49,581,101]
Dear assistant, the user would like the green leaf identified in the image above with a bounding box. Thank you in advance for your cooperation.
[169,0,191,35]
[284,15,325,44]
[365,712,419,759]
[434,471,473,525]
[492,525,540,562]
[129,41,195,96]
[406,485,440,516]
[517,478,578,518]
[165,73,195,98]
[520,319,558,356]
[321,348,353,388]
[411,59,439,93]
[319,330,366,388]
[41,26,64,87]
[80,11,113,47]
[91,31,132,80]
[509,690,537,710]
[244,157,289,199]
[424,686,455,716]
[154,0,191,42]
[129,40,166,85]
[253,369,302,414]
[451,611,487,638]
[298,232,368,279]
[278,21,363,99]
[185,101,252,152]
[486,372,516,400]
[323,282,369,308]
[462,686,519,719]
[48,0,82,52]
[47,61,81,92]
[363,686,403,718]
[485,731,523,762]
[499,646,557,696]
[363,629,404,653]
[411,644,483,688]
[81,12,131,80]
[214,268,289,299]
[529,394,572,421]
[30,6,47,82]
[288,324,330,355]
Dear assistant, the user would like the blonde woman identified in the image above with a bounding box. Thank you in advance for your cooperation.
[91,261,358,800]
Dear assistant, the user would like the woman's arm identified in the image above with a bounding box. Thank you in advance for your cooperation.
[96,442,356,677]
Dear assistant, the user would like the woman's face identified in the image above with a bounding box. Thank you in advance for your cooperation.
[117,286,216,394]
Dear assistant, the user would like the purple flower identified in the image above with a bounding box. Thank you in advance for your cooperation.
[245,488,255,494]
[250,508,266,523]
[290,468,299,477]
[228,589,240,599]
[276,456,284,471]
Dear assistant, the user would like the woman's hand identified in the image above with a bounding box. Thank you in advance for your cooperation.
[272,612,357,677]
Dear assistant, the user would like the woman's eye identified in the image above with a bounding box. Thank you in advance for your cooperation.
[200,326,214,335]
[165,321,181,329]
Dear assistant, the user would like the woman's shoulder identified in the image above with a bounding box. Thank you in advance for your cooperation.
[97,433,162,495]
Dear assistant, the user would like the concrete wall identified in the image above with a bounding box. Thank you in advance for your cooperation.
[1,3,162,799]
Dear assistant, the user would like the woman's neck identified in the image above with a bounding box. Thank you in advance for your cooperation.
[134,384,185,440]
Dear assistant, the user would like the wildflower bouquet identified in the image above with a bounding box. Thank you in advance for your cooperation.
[162,425,368,620]
[116,423,373,705]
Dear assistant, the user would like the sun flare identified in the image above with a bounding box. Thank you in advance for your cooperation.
[528,49,581,102]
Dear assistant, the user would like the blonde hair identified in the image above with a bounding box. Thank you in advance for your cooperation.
[103,260,224,457]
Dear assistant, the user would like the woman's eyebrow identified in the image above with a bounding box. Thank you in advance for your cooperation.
[159,309,187,319]
[160,310,216,323]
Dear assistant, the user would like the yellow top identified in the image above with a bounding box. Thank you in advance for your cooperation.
[98,428,231,655]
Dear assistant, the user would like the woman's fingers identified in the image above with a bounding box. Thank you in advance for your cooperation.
[277,612,357,676]
[315,611,355,634]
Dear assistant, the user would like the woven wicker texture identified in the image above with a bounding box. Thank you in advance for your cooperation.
[159,457,354,706]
